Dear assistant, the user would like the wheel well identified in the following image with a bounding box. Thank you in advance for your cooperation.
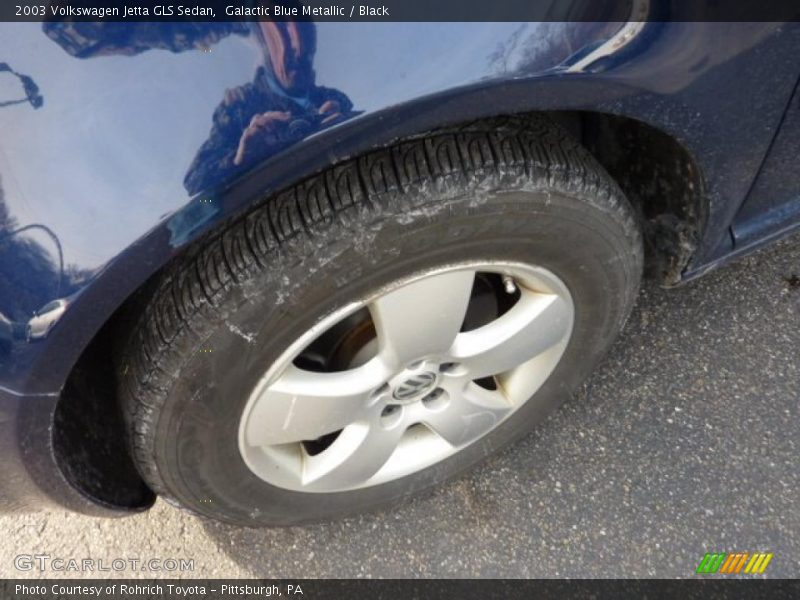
[52,281,157,510]
[552,111,706,285]
[52,110,706,510]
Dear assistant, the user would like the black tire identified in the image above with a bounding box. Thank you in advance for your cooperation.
[118,115,643,526]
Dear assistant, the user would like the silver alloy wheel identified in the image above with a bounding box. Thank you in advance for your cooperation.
[238,262,574,493]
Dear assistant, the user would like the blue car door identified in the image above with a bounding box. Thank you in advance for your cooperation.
[732,79,800,246]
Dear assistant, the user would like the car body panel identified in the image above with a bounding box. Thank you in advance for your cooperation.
[732,79,800,244]
[1,17,799,512]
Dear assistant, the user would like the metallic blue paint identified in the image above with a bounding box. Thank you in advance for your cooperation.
[1,18,799,512]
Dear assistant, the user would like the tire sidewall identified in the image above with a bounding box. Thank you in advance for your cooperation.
[151,185,640,526]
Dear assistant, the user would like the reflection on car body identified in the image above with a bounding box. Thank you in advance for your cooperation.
[26,298,68,341]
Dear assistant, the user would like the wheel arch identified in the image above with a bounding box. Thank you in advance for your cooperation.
[45,92,707,510]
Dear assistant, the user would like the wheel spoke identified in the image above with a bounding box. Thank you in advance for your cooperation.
[450,290,571,379]
[240,264,575,493]
[301,421,405,489]
[244,358,390,446]
[369,270,476,368]
[422,383,512,447]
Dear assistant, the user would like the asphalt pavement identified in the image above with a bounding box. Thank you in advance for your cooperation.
[1,233,798,579]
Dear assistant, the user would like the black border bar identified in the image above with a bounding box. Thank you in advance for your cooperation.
[2,579,800,599]
[3,0,800,22]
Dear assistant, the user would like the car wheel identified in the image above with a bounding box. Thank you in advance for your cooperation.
[118,115,643,526]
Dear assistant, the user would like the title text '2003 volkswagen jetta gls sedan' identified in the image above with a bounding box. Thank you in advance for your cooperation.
[1,15,799,525]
